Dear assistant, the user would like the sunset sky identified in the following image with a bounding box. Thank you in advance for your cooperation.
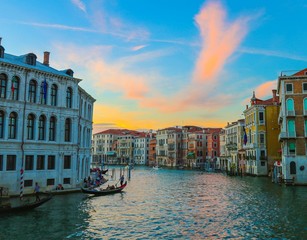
[1,0,307,133]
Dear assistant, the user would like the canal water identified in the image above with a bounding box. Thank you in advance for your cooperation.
[1,167,307,239]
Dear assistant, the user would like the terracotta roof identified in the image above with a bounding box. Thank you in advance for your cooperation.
[292,68,307,76]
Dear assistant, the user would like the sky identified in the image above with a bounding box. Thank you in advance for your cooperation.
[1,0,307,133]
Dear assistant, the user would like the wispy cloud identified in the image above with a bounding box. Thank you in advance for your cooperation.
[19,21,97,33]
[131,45,148,51]
[71,0,86,13]
[239,47,307,62]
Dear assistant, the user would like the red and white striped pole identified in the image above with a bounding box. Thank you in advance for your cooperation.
[20,168,24,200]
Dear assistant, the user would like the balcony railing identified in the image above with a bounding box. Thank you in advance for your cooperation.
[287,110,295,116]
[279,131,296,140]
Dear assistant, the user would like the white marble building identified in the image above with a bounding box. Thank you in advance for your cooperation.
[0,39,95,195]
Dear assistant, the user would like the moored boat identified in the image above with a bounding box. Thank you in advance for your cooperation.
[0,193,52,214]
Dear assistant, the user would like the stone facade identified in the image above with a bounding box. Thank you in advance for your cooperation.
[0,40,95,195]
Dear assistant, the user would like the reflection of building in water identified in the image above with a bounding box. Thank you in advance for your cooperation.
[0,38,95,195]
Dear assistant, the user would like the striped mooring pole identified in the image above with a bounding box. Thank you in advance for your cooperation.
[20,168,24,200]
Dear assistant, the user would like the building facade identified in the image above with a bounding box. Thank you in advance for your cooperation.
[0,39,95,195]
[278,69,307,184]
[243,91,279,176]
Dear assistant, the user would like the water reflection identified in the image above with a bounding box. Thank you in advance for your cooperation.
[1,168,307,239]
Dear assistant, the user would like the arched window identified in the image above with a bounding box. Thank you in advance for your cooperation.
[66,87,72,108]
[290,161,296,174]
[88,105,91,119]
[11,76,19,100]
[287,119,296,137]
[84,101,86,117]
[49,116,56,141]
[0,73,7,99]
[38,115,46,140]
[29,80,37,103]
[50,84,57,106]
[40,80,48,104]
[8,112,17,139]
[304,98,307,115]
[27,114,35,140]
[65,118,71,142]
[0,110,4,138]
[286,98,294,115]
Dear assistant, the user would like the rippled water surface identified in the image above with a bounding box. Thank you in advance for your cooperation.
[1,167,307,239]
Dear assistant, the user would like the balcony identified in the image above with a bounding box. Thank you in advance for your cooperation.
[279,131,296,141]
[286,110,295,117]
[243,143,257,149]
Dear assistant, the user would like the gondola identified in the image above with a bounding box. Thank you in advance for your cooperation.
[101,169,108,174]
[81,181,127,196]
[0,193,52,214]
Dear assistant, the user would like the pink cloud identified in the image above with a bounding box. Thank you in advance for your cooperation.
[255,80,277,98]
[51,1,255,117]
[193,1,249,84]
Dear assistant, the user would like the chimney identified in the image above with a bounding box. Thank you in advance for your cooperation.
[272,89,277,102]
[43,51,50,66]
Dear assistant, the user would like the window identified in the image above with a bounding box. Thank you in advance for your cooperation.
[286,83,293,93]
[303,83,307,93]
[261,161,265,166]
[304,98,307,115]
[38,115,46,140]
[0,155,3,171]
[287,120,295,137]
[6,155,16,170]
[27,114,35,140]
[50,84,57,106]
[47,179,55,186]
[29,80,37,103]
[259,112,264,124]
[290,161,296,174]
[0,73,7,99]
[64,118,71,142]
[26,53,37,66]
[64,155,71,169]
[37,155,45,170]
[40,80,48,104]
[49,116,56,141]
[286,98,294,115]
[11,76,19,100]
[24,180,33,187]
[25,155,34,170]
[48,155,55,170]
[66,87,72,108]
[259,133,265,144]
[289,142,296,155]
[8,112,17,139]
[63,178,71,184]
[0,110,4,138]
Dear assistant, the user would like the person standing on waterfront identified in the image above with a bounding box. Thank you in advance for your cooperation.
[34,182,40,202]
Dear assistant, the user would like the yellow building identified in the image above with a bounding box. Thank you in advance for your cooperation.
[243,90,280,176]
